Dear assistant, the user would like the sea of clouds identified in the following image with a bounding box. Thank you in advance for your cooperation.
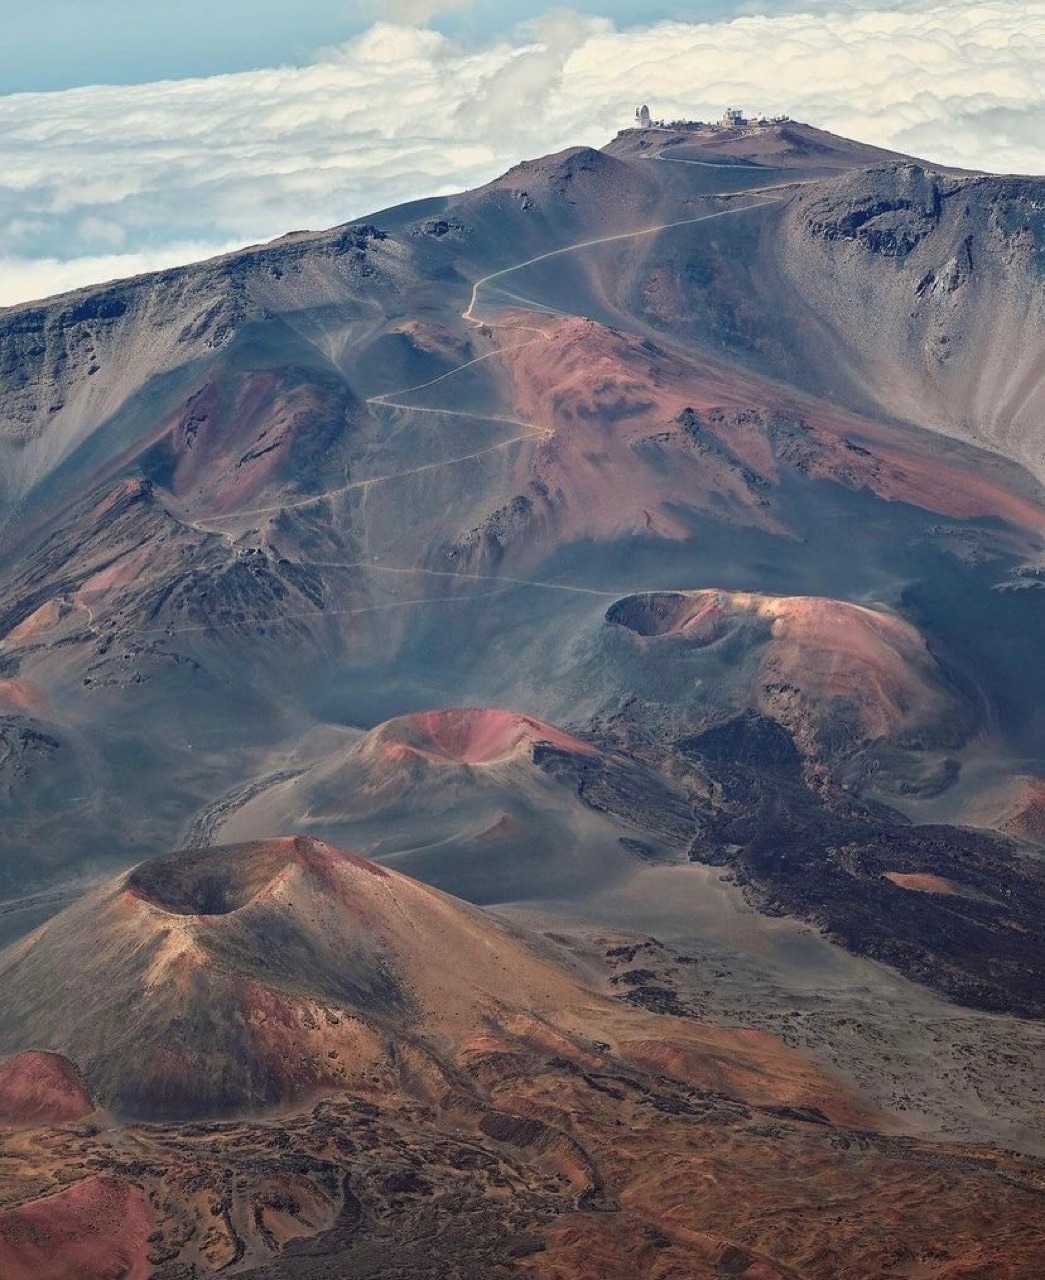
[1,0,1042,305]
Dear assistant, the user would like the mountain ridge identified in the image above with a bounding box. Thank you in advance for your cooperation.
[0,115,1043,1274]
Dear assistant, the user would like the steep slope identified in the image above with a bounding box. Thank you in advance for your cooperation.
[0,225,392,525]
[371,706,597,764]
[0,836,591,1117]
[963,773,1045,843]
[0,121,1039,1124]
[0,1177,152,1280]
[525,586,970,803]
[780,164,1045,484]
[4,835,835,1122]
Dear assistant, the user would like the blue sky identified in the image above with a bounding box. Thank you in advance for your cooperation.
[1,1,1042,305]
[0,1,785,93]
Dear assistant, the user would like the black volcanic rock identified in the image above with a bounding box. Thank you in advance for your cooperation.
[804,164,944,257]
[682,716,1045,1018]
[0,121,1039,1032]
[532,741,694,848]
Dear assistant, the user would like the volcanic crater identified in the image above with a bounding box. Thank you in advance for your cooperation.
[125,835,384,917]
[368,707,598,766]
[0,116,1043,1279]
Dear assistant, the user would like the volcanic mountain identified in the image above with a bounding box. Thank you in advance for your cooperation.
[0,117,1044,1277]
[202,708,693,902]
[1,838,1043,1279]
[598,587,967,795]
[0,836,595,1118]
[1,835,839,1123]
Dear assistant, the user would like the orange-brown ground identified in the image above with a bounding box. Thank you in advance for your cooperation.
[2,984,1041,1278]
[965,775,1045,844]
[0,1176,152,1280]
[0,1051,92,1127]
[883,872,966,897]
[494,314,1043,544]
[374,707,598,766]
[0,679,50,717]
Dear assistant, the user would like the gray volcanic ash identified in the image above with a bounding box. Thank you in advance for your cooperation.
[780,162,1045,484]
[205,708,693,903]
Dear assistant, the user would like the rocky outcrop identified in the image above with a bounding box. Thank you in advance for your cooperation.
[782,163,1045,484]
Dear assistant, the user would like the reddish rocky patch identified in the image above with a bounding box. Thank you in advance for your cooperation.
[0,1051,92,1127]
[375,707,597,766]
[0,1176,152,1280]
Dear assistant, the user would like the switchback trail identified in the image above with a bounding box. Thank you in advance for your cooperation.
[183,188,788,634]
[460,200,777,329]
[200,194,782,529]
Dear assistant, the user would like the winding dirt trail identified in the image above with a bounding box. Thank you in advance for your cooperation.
[460,201,775,329]
[180,186,789,629]
[199,193,783,533]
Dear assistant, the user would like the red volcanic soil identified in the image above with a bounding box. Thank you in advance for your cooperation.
[3,834,870,1126]
[0,1051,92,1127]
[0,680,50,717]
[88,477,150,523]
[966,775,1045,844]
[497,314,1043,539]
[752,592,948,740]
[497,316,779,542]
[1005,778,1045,842]
[609,588,950,743]
[883,872,965,897]
[73,545,155,613]
[0,1176,152,1280]
[149,366,350,517]
[374,707,597,765]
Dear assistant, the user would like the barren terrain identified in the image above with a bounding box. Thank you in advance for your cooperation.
[0,118,1042,1275]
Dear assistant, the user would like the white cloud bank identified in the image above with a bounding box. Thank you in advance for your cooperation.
[1,1,1043,306]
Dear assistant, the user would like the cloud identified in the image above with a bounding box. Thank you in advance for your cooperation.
[0,243,249,307]
[0,2,1043,307]
[457,12,604,141]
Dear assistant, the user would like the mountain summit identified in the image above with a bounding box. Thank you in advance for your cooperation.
[0,119,1042,1278]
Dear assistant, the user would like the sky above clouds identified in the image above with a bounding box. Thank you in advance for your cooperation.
[0,2,788,92]
[1,0,1043,306]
